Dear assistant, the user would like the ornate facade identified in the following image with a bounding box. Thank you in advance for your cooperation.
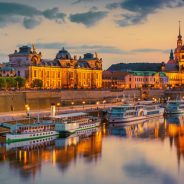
[162,22,184,87]
[9,45,102,89]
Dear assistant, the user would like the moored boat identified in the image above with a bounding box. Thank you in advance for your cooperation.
[53,112,101,134]
[166,100,184,114]
[107,103,164,124]
[6,122,59,143]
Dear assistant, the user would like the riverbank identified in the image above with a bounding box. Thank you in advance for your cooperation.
[0,101,121,123]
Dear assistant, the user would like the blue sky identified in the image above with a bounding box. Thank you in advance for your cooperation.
[0,0,184,69]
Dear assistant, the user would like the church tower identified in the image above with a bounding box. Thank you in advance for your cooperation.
[177,21,182,49]
[175,21,183,63]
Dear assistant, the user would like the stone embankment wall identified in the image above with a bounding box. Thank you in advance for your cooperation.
[0,90,141,113]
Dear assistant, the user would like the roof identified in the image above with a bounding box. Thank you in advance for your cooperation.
[103,71,129,80]
[53,112,87,118]
[165,63,178,72]
[56,48,72,60]
[129,71,167,77]
[77,61,90,68]
[129,71,155,76]
[0,66,15,71]
[108,63,162,72]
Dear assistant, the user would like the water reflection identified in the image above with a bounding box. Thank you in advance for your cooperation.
[109,117,165,138]
[0,127,103,181]
[0,116,184,184]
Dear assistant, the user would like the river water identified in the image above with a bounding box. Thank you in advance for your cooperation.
[0,115,184,184]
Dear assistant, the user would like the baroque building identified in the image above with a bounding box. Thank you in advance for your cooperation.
[162,22,184,87]
[9,45,102,89]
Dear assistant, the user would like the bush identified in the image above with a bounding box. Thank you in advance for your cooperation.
[31,79,43,89]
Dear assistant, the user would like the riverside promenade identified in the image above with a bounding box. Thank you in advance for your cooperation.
[0,101,121,123]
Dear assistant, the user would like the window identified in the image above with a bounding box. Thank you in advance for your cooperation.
[34,70,37,77]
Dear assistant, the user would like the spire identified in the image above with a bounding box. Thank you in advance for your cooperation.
[32,43,36,53]
[178,20,182,39]
[169,49,174,60]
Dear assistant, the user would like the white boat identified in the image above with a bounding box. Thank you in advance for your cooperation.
[6,135,57,150]
[6,122,59,143]
[53,112,101,134]
[107,103,164,124]
[166,100,184,114]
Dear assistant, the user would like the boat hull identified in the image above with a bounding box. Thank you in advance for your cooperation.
[6,131,59,143]
[108,114,164,124]
[166,110,184,114]
[57,121,101,135]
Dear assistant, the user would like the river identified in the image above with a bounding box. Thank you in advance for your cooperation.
[0,115,184,184]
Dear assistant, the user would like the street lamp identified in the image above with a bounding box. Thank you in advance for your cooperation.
[96,101,99,110]
[71,101,74,109]
[25,104,30,117]
[82,101,86,110]
[56,102,60,113]
[103,100,106,109]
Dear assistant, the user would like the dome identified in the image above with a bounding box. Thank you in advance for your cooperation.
[56,48,72,60]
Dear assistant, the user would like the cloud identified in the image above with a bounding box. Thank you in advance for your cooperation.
[131,48,169,53]
[69,11,108,27]
[23,17,42,29]
[123,158,177,184]
[18,42,170,55]
[72,0,98,4]
[18,42,124,55]
[43,8,66,22]
[107,0,184,26]
[0,2,66,29]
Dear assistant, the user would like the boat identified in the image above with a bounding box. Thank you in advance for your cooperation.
[6,121,59,143]
[52,112,101,135]
[107,103,164,124]
[6,135,57,150]
[166,100,184,114]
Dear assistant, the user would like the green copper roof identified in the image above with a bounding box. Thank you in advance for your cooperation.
[129,71,167,77]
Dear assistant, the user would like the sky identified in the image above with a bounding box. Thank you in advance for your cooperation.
[0,0,184,69]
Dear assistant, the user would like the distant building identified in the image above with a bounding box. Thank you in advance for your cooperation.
[102,71,130,89]
[9,45,102,89]
[102,70,168,89]
[0,64,16,77]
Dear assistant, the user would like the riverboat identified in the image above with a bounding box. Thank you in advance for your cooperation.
[166,100,184,114]
[53,112,101,134]
[107,103,164,124]
[6,122,59,143]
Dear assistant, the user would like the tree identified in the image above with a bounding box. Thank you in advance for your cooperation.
[15,77,26,89]
[0,77,6,89]
[31,79,43,89]
[5,77,16,89]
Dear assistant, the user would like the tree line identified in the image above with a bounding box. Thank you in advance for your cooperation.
[0,77,43,89]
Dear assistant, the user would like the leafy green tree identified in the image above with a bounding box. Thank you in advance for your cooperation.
[15,77,26,89]
[5,77,16,89]
[31,79,43,89]
[0,77,6,89]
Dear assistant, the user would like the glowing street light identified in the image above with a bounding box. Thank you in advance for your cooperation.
[70,101,74,109]
[56,102,61,113]
[96,101,99,110]
[82,101,86,110]
[25,104,30,117]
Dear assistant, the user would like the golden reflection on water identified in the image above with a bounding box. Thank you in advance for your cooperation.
[0,117,184,184]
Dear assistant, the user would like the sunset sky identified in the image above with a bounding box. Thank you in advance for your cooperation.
[0,0,184,69]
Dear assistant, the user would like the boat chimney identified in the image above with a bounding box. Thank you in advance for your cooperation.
[51,103,56,117]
